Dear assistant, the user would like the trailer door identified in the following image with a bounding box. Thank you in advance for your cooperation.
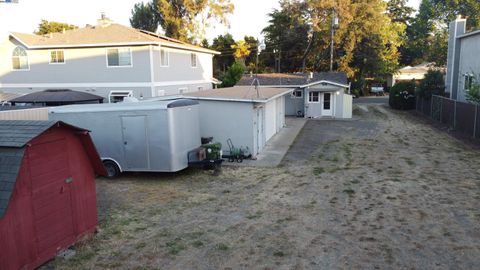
[121,116,149,170]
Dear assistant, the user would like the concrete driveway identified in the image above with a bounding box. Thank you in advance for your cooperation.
[353,96,389,104]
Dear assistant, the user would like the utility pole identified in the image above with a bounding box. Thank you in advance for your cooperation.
[330,8,338,72]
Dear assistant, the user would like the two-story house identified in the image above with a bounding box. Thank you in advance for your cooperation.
[446,17,480,102]
[0,16,220,103]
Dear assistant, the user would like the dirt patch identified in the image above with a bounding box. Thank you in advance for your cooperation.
[45,105,480,270]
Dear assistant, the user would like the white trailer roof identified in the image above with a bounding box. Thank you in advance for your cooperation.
[49,99,198,113]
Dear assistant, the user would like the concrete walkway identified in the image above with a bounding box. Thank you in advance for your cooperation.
[223,117,307,167]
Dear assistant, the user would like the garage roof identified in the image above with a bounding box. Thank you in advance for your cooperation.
[9,89,103,104]
[185,86,293,103]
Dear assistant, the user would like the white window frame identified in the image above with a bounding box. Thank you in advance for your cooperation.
[160,49,169,67]
[11,46,29,71]
[308,91,320,103]
[191,53,197,68]
[49,50,65,64]
[292,89,303,98]
[106,47,133,68]
[108,90,133,103]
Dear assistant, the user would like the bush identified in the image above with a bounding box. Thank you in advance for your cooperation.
[221,62,245,88]
[389,81,416,110]
[416,69,445,99]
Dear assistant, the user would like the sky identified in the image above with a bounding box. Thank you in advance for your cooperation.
[0,0,421,42]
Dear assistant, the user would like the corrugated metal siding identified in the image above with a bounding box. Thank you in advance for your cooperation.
[0,108,49,120]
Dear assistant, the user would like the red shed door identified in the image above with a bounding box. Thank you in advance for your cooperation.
[28,139,75,257]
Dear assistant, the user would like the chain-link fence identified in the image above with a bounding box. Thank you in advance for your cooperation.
[416,95,480,139]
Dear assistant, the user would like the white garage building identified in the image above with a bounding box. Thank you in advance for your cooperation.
[181,86,292,157]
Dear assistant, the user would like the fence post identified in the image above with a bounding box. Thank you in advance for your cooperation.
[453,100,457,130]
[474,105,478,138]
[430,95,435,119]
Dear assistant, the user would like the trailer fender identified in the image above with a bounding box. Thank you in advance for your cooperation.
[101,158,123,172]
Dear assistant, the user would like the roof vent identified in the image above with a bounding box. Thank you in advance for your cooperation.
[97,12,113,28]
[309,72,314,79]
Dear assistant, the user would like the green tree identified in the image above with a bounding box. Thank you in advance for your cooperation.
[221,62,245,88]
[211,34,236,76]
[34,20,77,35]
[130,2,159,32]
[262,0,310,72]
[130,0,234,42]
[417,69,445,99]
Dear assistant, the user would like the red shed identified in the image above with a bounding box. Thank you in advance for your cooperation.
[0,120,106,270]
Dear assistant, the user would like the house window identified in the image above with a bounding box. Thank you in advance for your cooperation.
[107,48,132,67]
[191,53,197,67]
[464,74,475,90]
[108,91,133,103]
[160,49,169,66]
[49,50,65,64]
[12,46,29,70]
[309,91,319,102]
[292,90,303,98]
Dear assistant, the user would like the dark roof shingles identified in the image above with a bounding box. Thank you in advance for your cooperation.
[0,147,25,218]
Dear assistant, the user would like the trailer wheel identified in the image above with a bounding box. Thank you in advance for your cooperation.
[103,160,120,179]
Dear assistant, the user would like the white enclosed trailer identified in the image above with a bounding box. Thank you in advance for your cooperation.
[49,99,201,177]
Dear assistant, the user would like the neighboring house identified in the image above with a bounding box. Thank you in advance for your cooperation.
[0,15,220,103]
[446,17,480,102]
[237,72,352,119]
[387,63,438,87]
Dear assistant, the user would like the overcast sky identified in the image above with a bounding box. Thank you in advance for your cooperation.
[0,0,421,41]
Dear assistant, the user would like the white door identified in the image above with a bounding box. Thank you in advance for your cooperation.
[321,92,333,116]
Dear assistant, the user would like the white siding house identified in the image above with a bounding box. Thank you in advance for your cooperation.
[446,18,480,102]
[0,16,220,102]
[237,72,352,119]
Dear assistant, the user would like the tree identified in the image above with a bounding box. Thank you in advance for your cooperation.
[231,40,251,66]
[262,0,310,73]
[403,0,480,66]
[211,34,236,76]
[389,80,416,110]
[386,0,415,24]
[221,62,245,88]
[130,0,234,42]
[130,2,159,32]
[34,20,77,35]
[416,69,445,99]
[243,36,259,72]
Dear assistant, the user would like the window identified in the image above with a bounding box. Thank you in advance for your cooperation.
[107,48,132,67]
[309,91,319,102]
[292,90,303,98]
[464,74,475,90]
[198,86,204,91]
[50,50,65,64]
[160,49,169,66]
[108,91,133,103]
[191,53,197,68]
[12,46,28,70]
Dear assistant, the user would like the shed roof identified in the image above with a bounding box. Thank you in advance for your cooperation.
[0,120,106,219]
[9,89,103,104]
[10,23,219,54]
[184,86,293,103]
[236,72,348,87]
[50,99,198,114]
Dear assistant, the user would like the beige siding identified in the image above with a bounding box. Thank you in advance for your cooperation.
[0,107,49,120]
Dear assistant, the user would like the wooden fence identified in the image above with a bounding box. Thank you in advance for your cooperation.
[0,107,50,120]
